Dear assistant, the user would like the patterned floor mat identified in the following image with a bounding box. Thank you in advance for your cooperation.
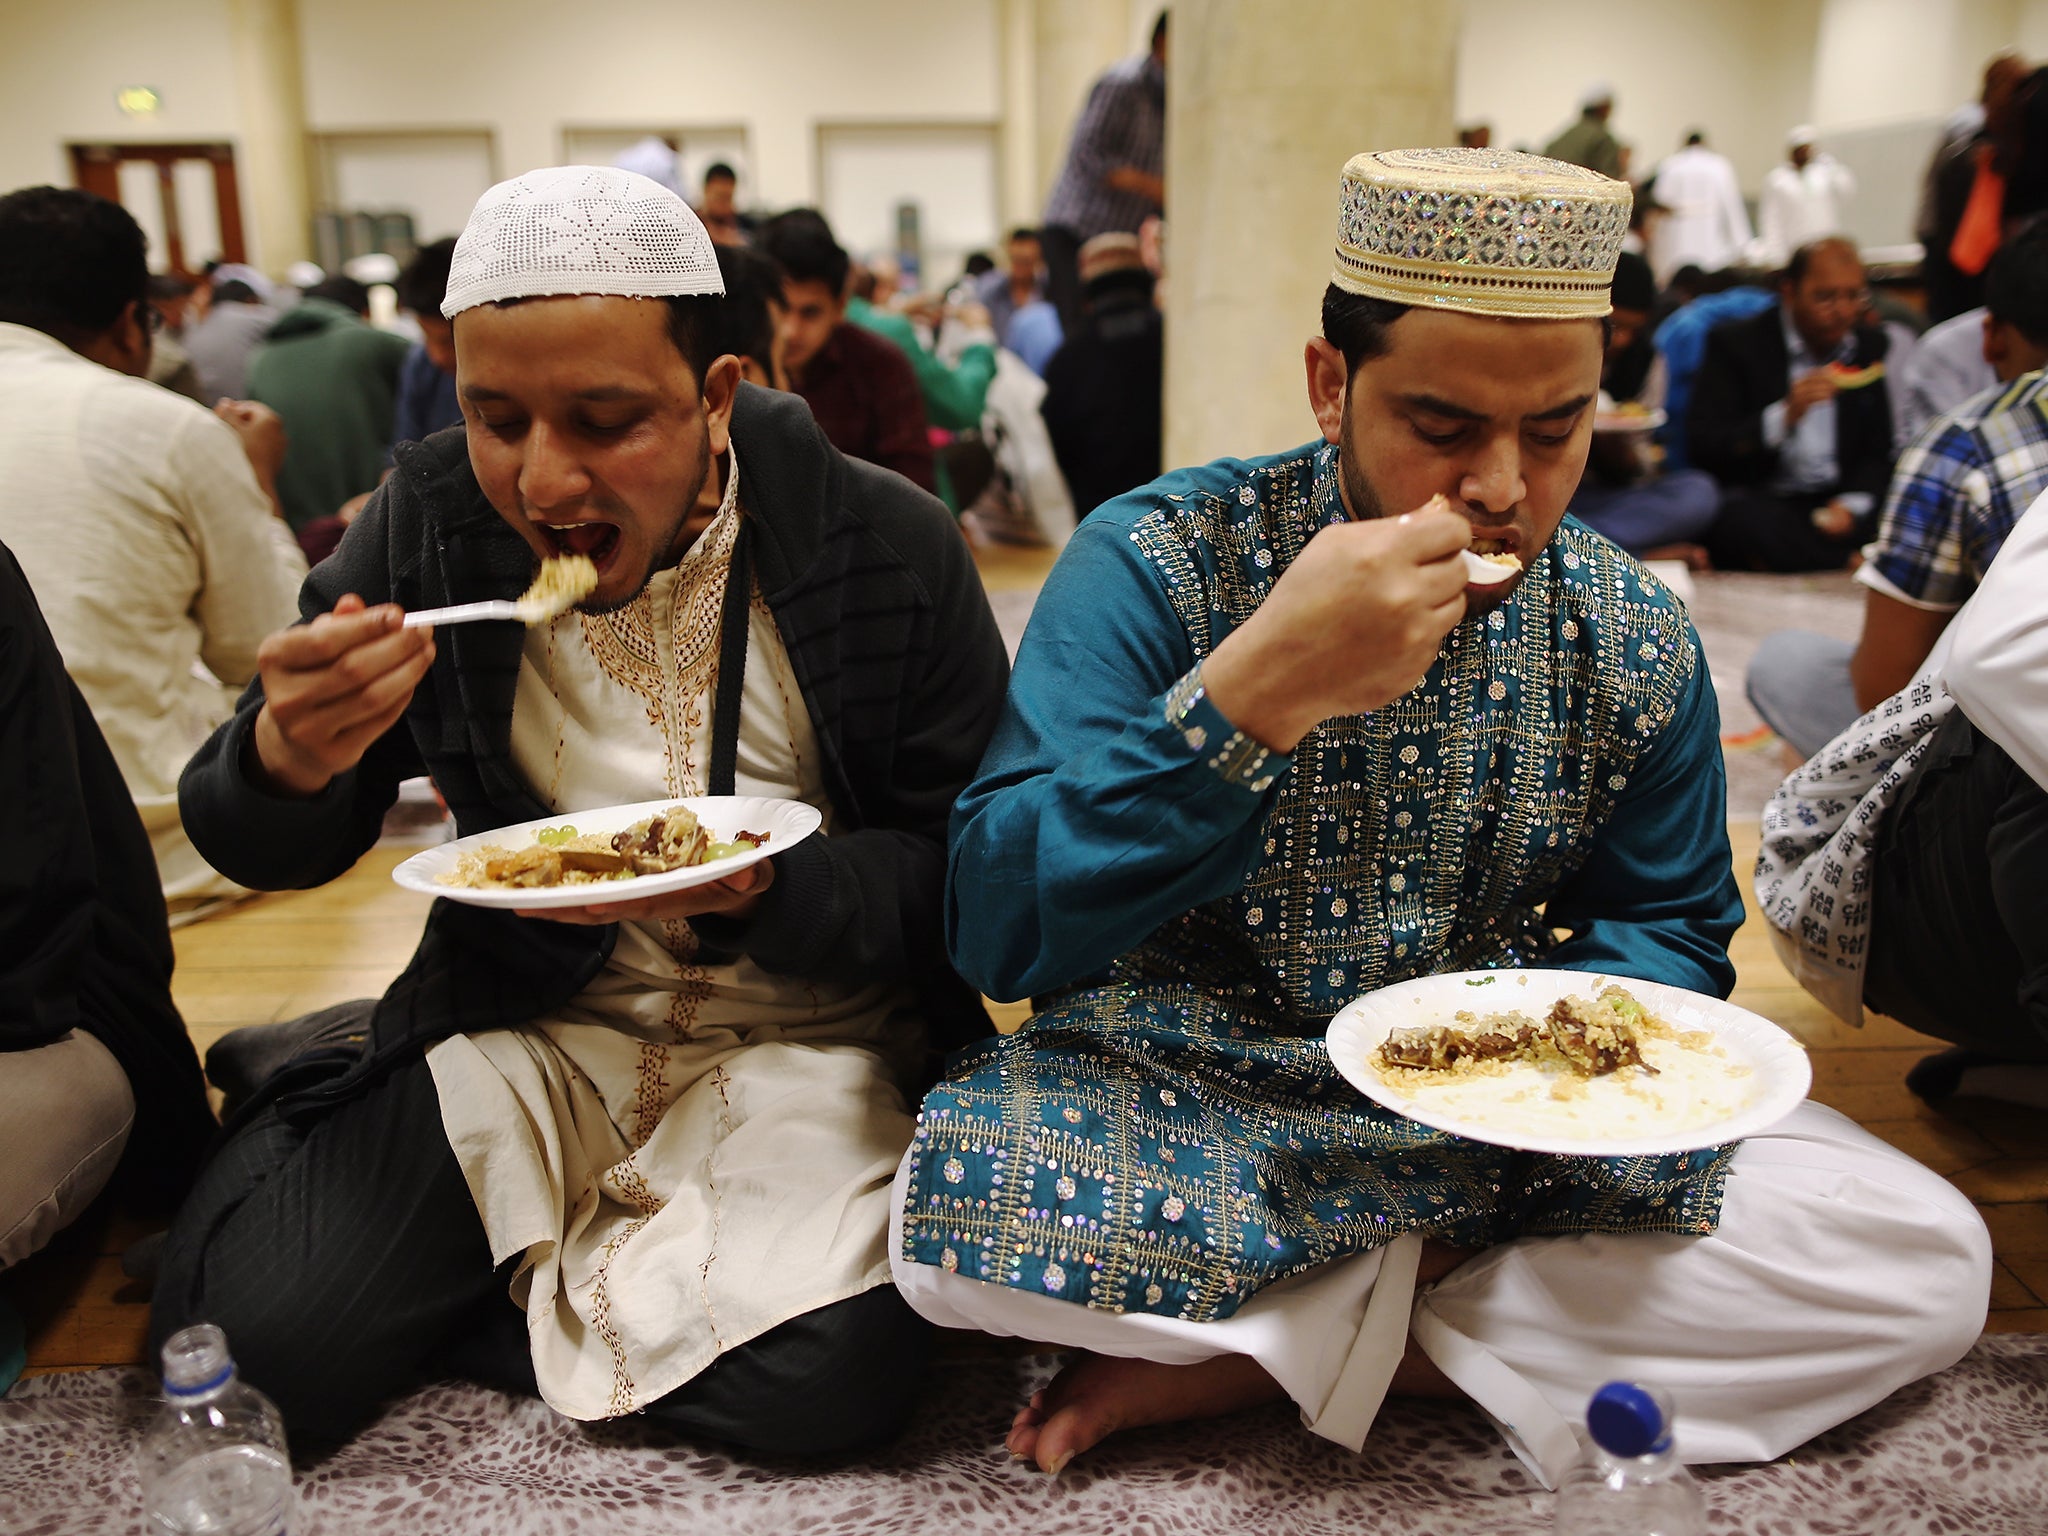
[6,1336,2045,1535]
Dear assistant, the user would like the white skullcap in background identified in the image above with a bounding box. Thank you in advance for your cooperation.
[442,165,724,319]
[1787,123,1819,149]
[1579,81,1614,109]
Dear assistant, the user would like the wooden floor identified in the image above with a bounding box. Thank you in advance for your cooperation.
[16,538,2047,1376]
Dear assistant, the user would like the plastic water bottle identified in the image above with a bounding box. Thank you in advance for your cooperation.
[1553,1382,1706,1535]
[138,1324,293,1535]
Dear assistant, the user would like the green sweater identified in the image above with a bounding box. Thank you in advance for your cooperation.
[246,300,411,530]
[846,297,996,432]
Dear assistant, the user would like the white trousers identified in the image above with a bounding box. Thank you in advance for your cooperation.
[888,1101,1991,1487]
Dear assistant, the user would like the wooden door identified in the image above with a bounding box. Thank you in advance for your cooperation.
[68,142,247,277]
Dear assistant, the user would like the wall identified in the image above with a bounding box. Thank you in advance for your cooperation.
[294,0,1001,214]
[1457,0,1826,189]
[0,0,247,202]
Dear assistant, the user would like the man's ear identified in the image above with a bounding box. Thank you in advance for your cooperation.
[1305,337,1349,446]
[701,353,743,456]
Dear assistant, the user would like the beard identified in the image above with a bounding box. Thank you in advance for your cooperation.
[1334,395,1524,620]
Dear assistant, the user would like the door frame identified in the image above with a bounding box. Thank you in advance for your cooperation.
[69,142,247,276]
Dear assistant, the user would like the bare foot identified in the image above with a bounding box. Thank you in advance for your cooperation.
[1006,1352,1284,1474]
[1006,1241,1475,1474]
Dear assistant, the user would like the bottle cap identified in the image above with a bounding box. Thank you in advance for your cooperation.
[160,1323,235,1397]
[1586,1381,1674,1457]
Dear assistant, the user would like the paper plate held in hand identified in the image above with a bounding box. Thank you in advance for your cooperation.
[1325,968,1810,1156]
[392,795,821,910]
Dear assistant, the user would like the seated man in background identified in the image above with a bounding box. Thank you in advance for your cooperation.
[756,210,936,492]
[1567,250,1720,559]
[0,186,305,905]
[1039,232,1163,517]
[246,274,411,543]
[1690,237,1900,571]
[894,148,1987,1487]
[1759,486,2048,1104]
[1893,216,2048,445]
[1746,225,2048,757]
[391,238,463,452]
[977,226,1049,348]
[0,537,215,1325]
[183,271,278,403]
[143,273,207,405]
[706,241,788,390]
[696,160,753,247]
[157,167,1008,1455]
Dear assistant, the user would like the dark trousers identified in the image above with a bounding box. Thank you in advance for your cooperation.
[1865,710,2048,1057]
[1705,489,1871,573]
[151,1054,933,1454]
[1041,223,1087,337]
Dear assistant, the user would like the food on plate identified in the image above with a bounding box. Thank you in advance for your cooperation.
[1825,360,1885,391]
[514,555,600,624]
[1373,985,1712,1087]
[441,806,771,890]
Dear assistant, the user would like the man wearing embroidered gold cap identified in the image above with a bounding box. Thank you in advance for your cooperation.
[892,150,1990,1483]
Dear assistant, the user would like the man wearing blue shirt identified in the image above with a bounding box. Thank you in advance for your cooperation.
[891,150,1989,1489]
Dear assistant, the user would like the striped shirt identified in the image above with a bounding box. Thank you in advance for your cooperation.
[1859,368,2048,611]
[1042,54,1165,240]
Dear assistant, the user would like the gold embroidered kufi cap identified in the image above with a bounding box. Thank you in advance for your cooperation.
[1333,147,1633,320]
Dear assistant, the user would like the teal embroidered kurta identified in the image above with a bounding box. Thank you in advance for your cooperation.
[900,440,1746,1321]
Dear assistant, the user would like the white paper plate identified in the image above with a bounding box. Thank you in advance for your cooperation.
[1592,406,1666,434]
[1326,968,1810,1156]
[392,796,821,910]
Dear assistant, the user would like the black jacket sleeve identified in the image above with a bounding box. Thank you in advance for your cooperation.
[179,483,426,891]
[1686,322,1777,488]
[693,484,1010,1004]
[0,551,100,1047]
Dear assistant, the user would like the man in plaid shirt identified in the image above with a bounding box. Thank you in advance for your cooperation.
[1747,224,2048,760]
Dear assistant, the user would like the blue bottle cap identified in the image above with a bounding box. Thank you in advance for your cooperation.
[1586,1381,1672,1457]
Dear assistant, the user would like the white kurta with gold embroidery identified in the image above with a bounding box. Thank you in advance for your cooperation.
[425,457,919,1421]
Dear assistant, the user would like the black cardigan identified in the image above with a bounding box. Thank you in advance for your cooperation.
[180,384,1010,1122]
[1686,303,1895,501]
[1,545,215,1207]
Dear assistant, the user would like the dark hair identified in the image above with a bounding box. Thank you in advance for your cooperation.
[0,185,148,343]
[306,274,372,315]
[1321,280,1612,377]
[1321,283,1412,373]
[1685,130,1706,146]
[1009,226,1040,244]
[1151,9,1168,49]
[1984,217,2048,345]
[963,252,996,278]
[212,278,261,306]
[1784,236,1858,288]
[396,237,457,317]
[1610,250,1656,314]
[661,294,723,381]
[704,244,783,378]
[757,209,850,296]
[703,161,738,186]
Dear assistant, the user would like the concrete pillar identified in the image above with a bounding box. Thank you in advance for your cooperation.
[1162,1,1459,468]
[997,0,1041,227]
[224,0,312,274]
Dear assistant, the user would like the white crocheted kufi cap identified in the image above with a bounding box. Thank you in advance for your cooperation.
[442,165,724,319]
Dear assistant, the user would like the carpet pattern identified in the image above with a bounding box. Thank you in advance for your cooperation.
[6,1337,2045,1534]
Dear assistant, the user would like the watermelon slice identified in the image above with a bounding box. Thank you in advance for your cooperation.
[1827,361,1886,390]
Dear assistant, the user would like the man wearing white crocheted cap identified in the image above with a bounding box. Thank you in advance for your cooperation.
[892,148,1989,1483]
[158,165,1009,1453]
